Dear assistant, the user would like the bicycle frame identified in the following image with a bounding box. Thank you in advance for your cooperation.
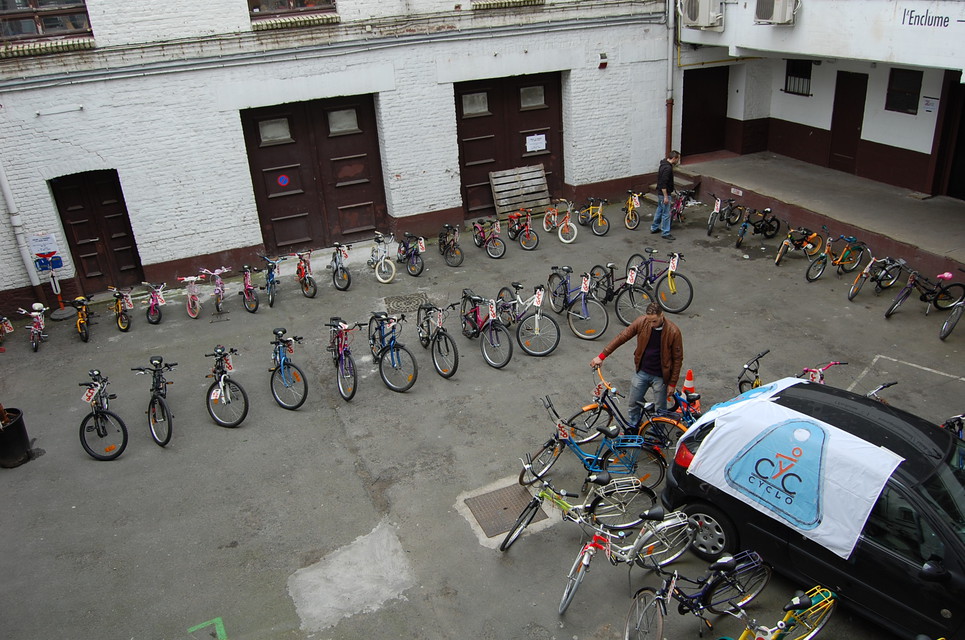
[722,586,836,640]
[737,349,770,393]
[143,281,167,322]
[799,360,847,384]
[369,314,406,366]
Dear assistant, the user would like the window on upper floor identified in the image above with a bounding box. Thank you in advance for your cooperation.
[885,68,923,115]
[249,0,336,19]
[0,0,91,42]
[783,59,812,97]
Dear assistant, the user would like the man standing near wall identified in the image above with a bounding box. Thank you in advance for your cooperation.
[650,150,680,240]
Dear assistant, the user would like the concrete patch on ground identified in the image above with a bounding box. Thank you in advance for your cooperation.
[287,519,415,632]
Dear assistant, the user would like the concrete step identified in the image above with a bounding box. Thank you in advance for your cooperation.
[643,171,701,205]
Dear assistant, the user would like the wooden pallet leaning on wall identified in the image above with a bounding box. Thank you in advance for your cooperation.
[488,164,551,221]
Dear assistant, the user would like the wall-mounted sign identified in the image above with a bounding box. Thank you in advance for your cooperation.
[525,134,547,153]
[923,96,939,113]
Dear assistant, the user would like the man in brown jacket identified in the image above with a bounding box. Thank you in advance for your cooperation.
[590,302,683,428]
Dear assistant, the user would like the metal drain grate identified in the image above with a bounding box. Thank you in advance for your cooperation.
[464,483,547,538]
[384,292,429,314]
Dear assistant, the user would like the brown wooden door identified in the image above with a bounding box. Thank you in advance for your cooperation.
[50,170,144,293]
[829,71,868,173]
[681,66,729,155]
[241,95,387,253]
[455,73,563,218]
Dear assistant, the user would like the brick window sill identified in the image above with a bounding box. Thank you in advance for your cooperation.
[0,36,95,59]
[472,0,545,8]
[251,13,340,31]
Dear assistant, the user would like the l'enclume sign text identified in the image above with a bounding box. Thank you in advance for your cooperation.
[900,8,952,28]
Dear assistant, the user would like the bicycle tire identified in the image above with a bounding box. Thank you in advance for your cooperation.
[270,362,308,410]
[840,244,866,273]
[519,228,539,250]
[601,444,666,489]
[876,262,902,290]
[486,237,506,259]
[333,266,351,291]
[738,379,754,394]
[559,549,589,614]
[567,297,609,340]
[591,215,610,236]
[444,245,464,267]
[781,592,837,640]
[763,217,781,239]
[586,481,657,530]
[638,416,688,449]
[735,225,746,248]
[626,253,646,274]
[186,296,200,319]
[379,344,418,392]
[935,283,965,310]
[506,223,519,241]
[774,242,789,266]
[804,235,824,258]
[375,258,396,284]
[625,209,640,230]
[496,287,516,326]
[564,403,612,447]
[704,559,772,615]
[244,289,260,313]
[431,331,459,378]
[706,210,719,236]
[117,312,131,332]
[472,228,484,247]
[78,320,90,343]
[337,352,358,401]
[588,265,609,302]
[805,256,827,282]
[31,335,39,351]
[542,211,555,232]
[148,396,173,447]
[206,378,249,427]
[147,304,163,323]
[654,273,693,314]
[725,205,742,226]
[577,208,591,226]
[516,312,561,357]
[625,587,663,640]
[79,410,128,461]
[406,254,425,277]
[499,498,540,552]
[884,288,910,318]
[633,516,694,567]
[940,304,963,341]
[615,285,653,326]
[518,439,564,485]
[367,316,382,359]
[848,272,867,301]
[558,221,577,243]
[416,306,432,348]
[301,275,318,298]
[480,323,513,369]
[547,273,565,313]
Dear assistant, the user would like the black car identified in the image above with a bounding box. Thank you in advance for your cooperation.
[662,381,965,640]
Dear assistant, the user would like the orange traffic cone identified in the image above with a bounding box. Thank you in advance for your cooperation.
[677,368,701,414]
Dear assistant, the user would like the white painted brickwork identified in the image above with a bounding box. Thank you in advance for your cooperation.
[87,0,251,47]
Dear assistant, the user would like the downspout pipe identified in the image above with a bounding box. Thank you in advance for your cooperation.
[0,156,44,296]
[665,0,675,156]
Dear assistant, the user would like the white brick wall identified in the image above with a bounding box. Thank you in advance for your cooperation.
[87,0,251,47]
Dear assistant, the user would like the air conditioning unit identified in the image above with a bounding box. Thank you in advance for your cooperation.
[755,0,800,25]
[678,0,723,29]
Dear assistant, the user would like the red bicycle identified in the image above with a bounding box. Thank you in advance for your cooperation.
[507,208,540,250]
[798,360,847,384]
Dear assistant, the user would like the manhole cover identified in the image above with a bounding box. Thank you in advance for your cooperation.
[464,484,547,538]
[384,292,429,314]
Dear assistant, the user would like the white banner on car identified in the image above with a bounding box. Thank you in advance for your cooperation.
[687,379,903,559]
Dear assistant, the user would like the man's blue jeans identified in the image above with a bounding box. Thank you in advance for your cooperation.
[650,195,671,236]
[627,369,667,428]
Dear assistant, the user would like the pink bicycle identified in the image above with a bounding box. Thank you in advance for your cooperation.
[798,360,847,384]
[17,303,49,352]
[142,282,167,324]
[200,267,231,314]
[177,274,206,319]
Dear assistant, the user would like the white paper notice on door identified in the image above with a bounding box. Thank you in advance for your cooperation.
[525,134,547,153]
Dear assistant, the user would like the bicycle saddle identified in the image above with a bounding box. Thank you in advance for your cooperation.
[329,316,343,325]
[560,265,573,273]
[403,231,415,238]
[606,262,616,269]
[708,555,738,573]
[443,223,454,230]
[511,282,523,290]
[587,471,612,485]
[273,328,287,338]
[640,506,665,522]
[597,423,620,438]
[462,288,475,297]
[149,355,163,367]
[937,272,954,280]
[371,311,388,319]
[644,247,659,254]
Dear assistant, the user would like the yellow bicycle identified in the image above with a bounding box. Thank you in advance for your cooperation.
[623,190,644,230]
[576,197,610,236]
[715,586,837,640]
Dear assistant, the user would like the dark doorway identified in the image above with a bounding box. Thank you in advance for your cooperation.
[241,95,388,253]
[50,170,144,294]
[938,71,965,200]
[829,71,868,174]
[455,73,564,219]
[681,66,729,155]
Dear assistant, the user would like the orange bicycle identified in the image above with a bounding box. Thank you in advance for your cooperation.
[543,199,578,243]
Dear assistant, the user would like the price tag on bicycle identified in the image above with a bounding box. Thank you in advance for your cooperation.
[581,274,590,293]
[209,387,221,401]
[225,355,234,371]
[417,237,426,253]
[632,194,640,208]
[81,384,99,404]
[714,198,721,213]
[339,246,349,260]
[122,293,134,310]
[555,419,569,440]
[669,254,679,273]
[157,293,166,306]
[286,339,294,354]
[435,311,444,329]
[493,220,501,234]
[534,287,544,307]
[626,267,637,285]
[1,318,13,333]
[808,370,821,383]
[488,299,497,320]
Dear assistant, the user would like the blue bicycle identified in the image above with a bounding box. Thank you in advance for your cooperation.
[546,265,609,340]
[367,312,419,392]
[260,255,286,308]
[268,328,308,410]
[396,232,426,277]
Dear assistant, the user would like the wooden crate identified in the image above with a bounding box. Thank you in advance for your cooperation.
[489,164,551,220]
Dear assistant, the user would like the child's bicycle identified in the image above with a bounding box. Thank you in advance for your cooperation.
[17,304,48,351]
[70,296,93,343]
[884,268,965,319]
[325,317,365,401]
[0,313,13,350]
[367,312,419,391]
[107,286,133,331]
[437,223,464,267]
[798,360,847,384]
[142,281,167,323]
[199,267,231,314]
[204,345,249,427]
[293,249,317,297]
[622,190,644,230]
[506,208,540,250]
[366,231,396,283]
[711,586,837,640]
[670,187,698,224]
[542,199,578,243]
[268,328,308,410]
[258,256,285,308]
[78,369,128,461]
[939,414,963,470]
[847,255,904,301]
[471,218,507,258]
[737,349,770,394]
[576,197,610,236]
[177,274,205,319]
[774,222,824,266]
[396,231,426,276]
[328,242,352,291]
[238,265,260,313]
[131,356,177,447]
[734,207,781,249]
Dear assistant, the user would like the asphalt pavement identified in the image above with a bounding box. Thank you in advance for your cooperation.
[1,201,963,640]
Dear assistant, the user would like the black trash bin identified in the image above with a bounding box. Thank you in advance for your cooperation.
[0,408,30,468]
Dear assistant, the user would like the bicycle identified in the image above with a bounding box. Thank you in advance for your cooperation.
[17,304,49,351]
[293,249,318,297]
[865,380,897,404]
[623,550,773,639]
[238,266,260,313]
[507,208,540,250]
[131,356,177,447]
[177,274,205,319]
[559,506,697,614]
[494,282,561,356]
[204,345,249,427]
[415,302,461,378]
[259,256,286,308]
[366,231,396,283]
[70,296,93,343]
[459,290,514,368]
[625,249,694,314]
[0,313,13,349]
[500,472,658,552]
[546,266,610,340]
[734,207,781,249]
[542,199,578,243]
[576,197,610,236]
[588,261,654,326]
[774,223,824,266]
[199,267,231,314]
[367,312,419,392]
[268,328,308,410]
[437,223,464,266]
[798,360,846,384]
[737,349,770,394]
[884,267,965,318]
[326,317,365,401]
[710,586,837,640]
[847,255,904,301]
[670,187,698,225]
[396,232,426,276]
[805,227,867,282]
[706,194,741,236]
[328,242,352,290]
[78,369,128,461]
[142,281,168,323]
[107,285,133,331]
[623,190,644,230]
[940,296,964,341]
[470,218,507,258]
[940,414,963,470]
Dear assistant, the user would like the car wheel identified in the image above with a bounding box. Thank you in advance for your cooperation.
[683,502,738,562]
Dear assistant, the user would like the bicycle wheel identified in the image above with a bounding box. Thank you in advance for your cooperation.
[587,480,657,530]
[486,237,506,259]
[591,215,610,236]
[367,317,382,359]
[588,265,609,302]
[186,296,200,319]
[117,312,131,332]
[840,245,866,272]
[547,273,565,313]
[634,517,694,567]
[763,217,781,239]
[406,254,425,277]
[472,228,484,247]
[884,288,911,318]
[804,235,824,258]
[725,206,742,226]
[215,293,224,314]
[564,404,612,446]
[516,312,561,357]
[577,208,591,226]
[542,212,555,232]
[379,345,418,392]
[444,245,464,267]
[847,272,867,301]
[559,549,590,614]
[615,285,653,326]
[496,287,516,326]
[499,498,540,552]
[518,439,564,485]
[704,559,772,614]
[337,353,358,401]
[782,592,837,640]
[333,266,351,291]
[480,323,513,369]
[601,444,666,489]
[935,283,965,310]
[805,255,827,282]
[654,273,693,314]
[941,304,963,341]
[206,378,249,427]
[735,225,746,248]
[147,304,163,323]
[706,210,719,236]
[301,275,318,298]
[31,334,39,352]
[567,297,609,340]
[626,253,646,274]
[625,588,662,640]
[270,362,308,409]
[774,242,789,266]
[738,379,755,394]
[639,416,688,449]
[147,396,173,447]
[78,320,90,343]
[625,209,640,230]
[519,228,539,250]
[558,221,577,243]
[375,258,396,283]
[876,262,902,290]
[431,331,459,378]
[416,306,432,348]
[79,410,128,461]
[243,289,259,313]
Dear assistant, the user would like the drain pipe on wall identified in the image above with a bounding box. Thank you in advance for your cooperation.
[665,1,675,156]
[0,156,44,299]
